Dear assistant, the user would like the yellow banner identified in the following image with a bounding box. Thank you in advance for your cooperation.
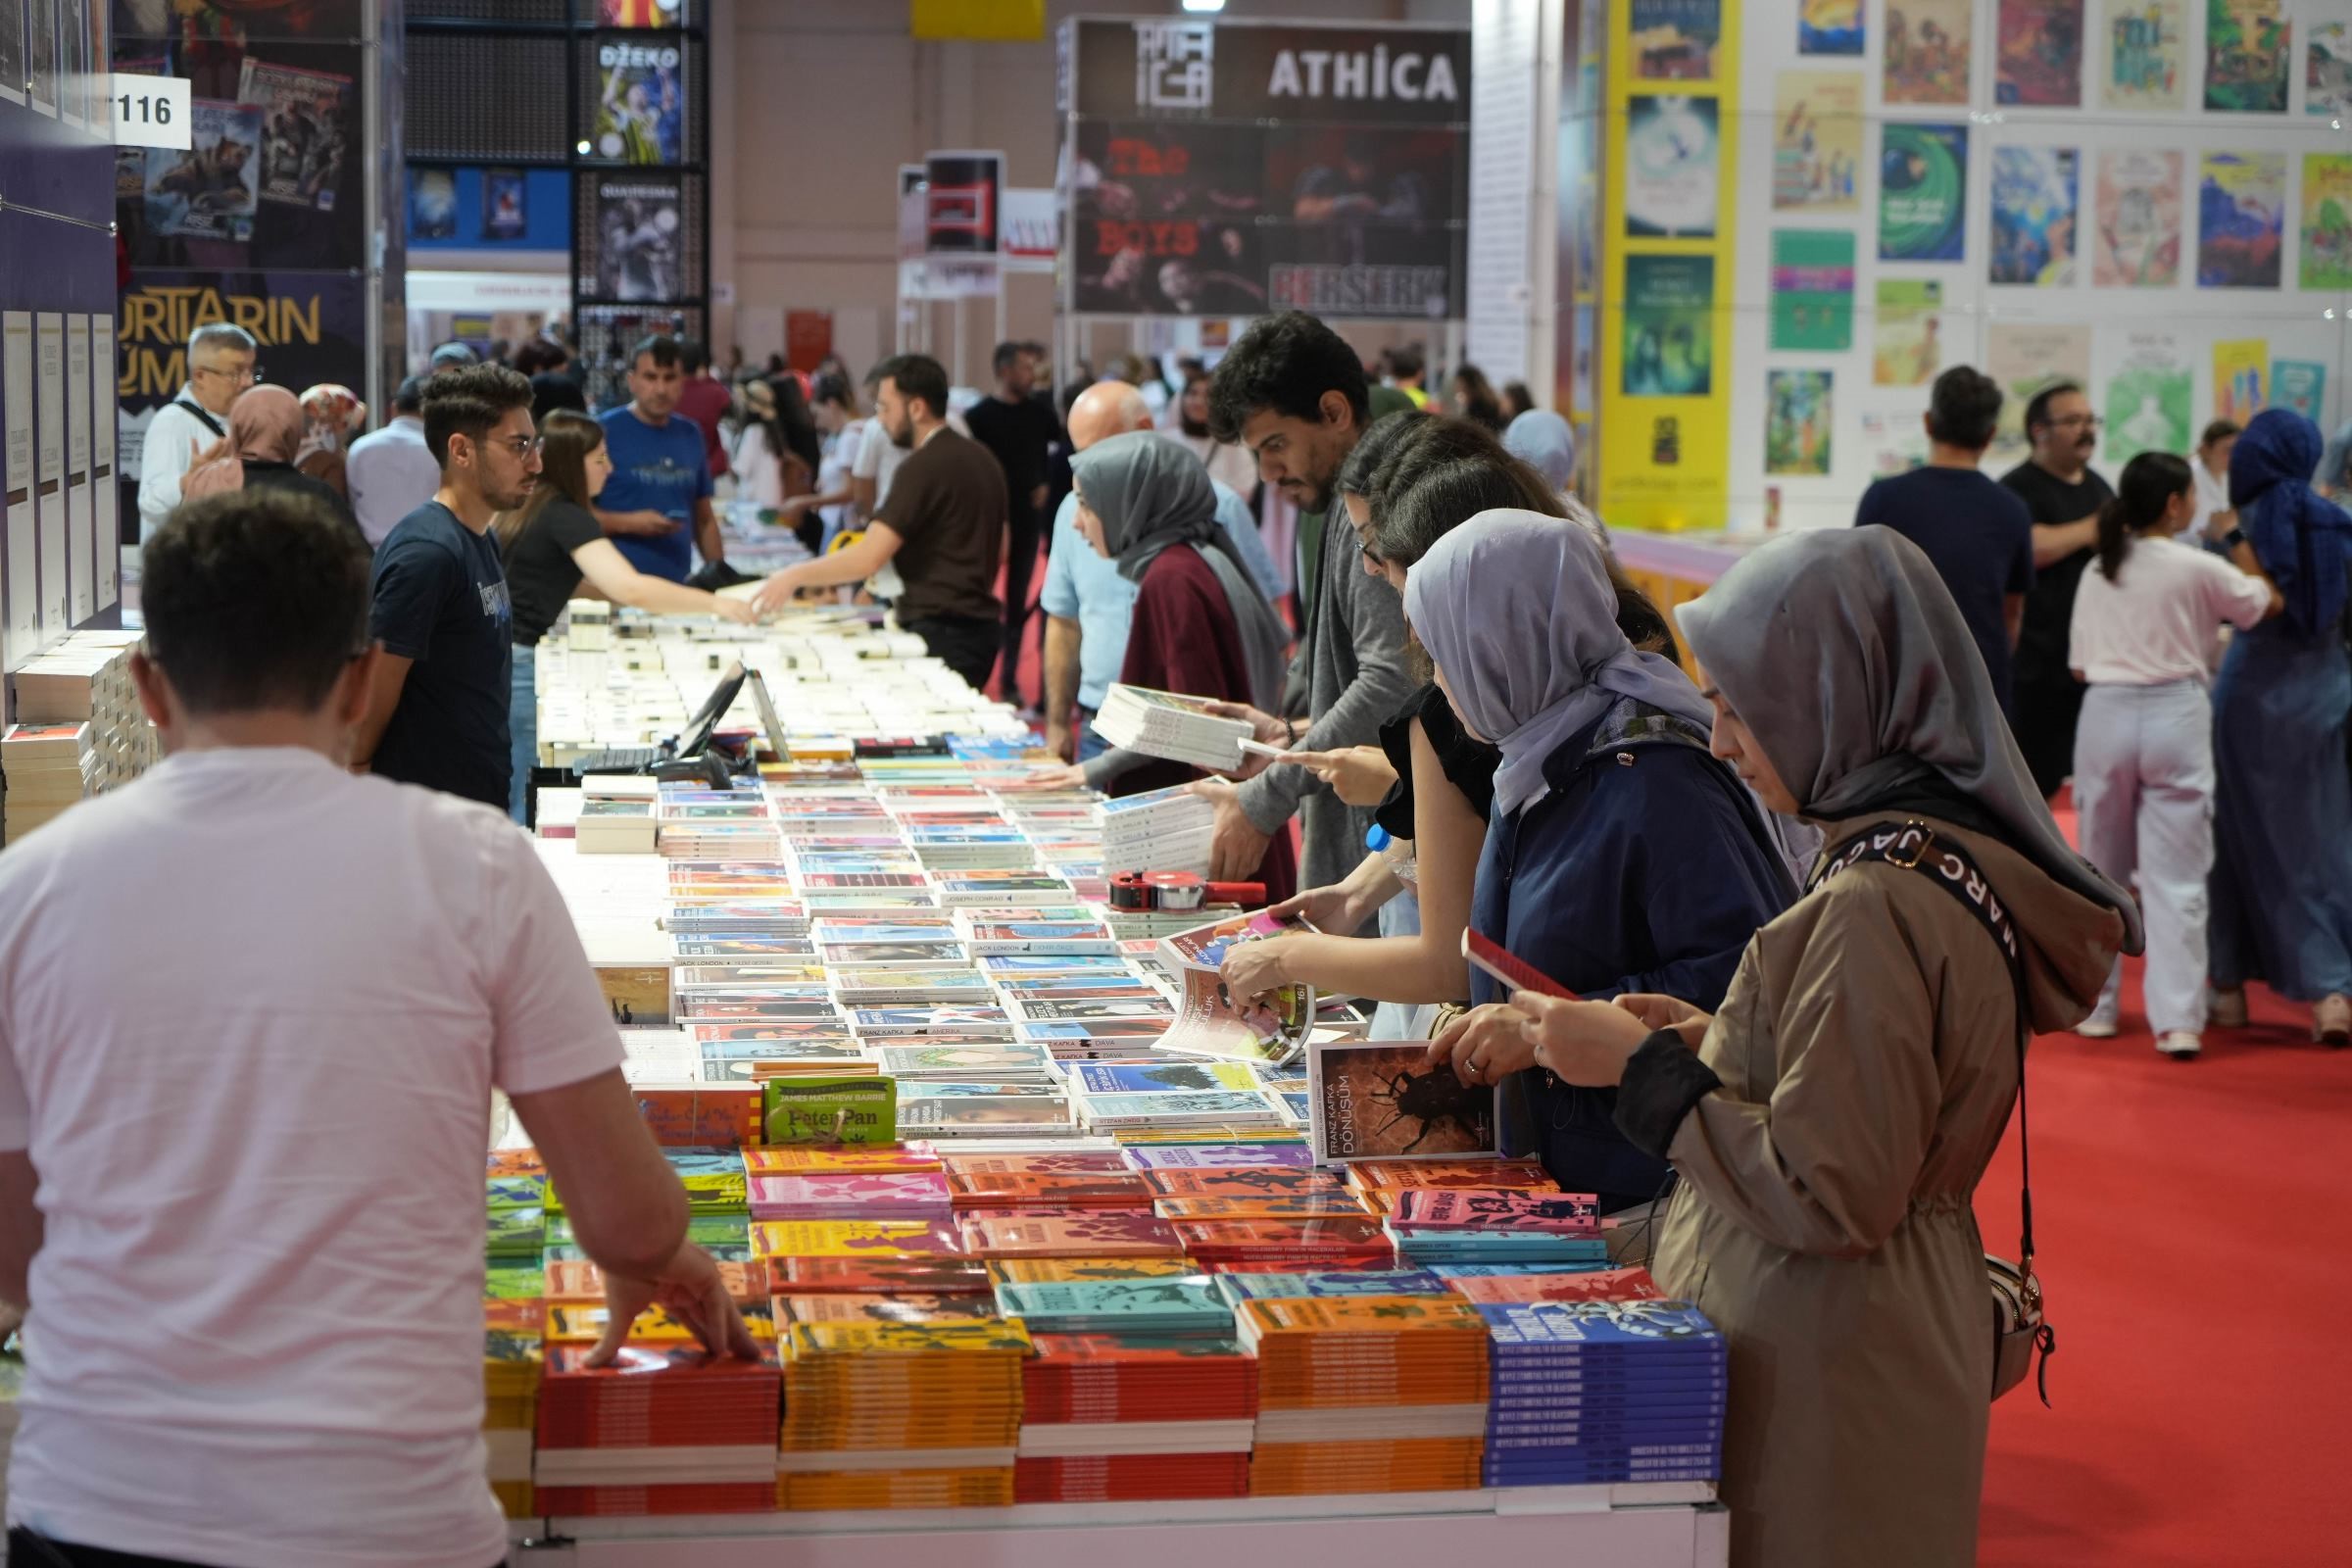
[909,0,1045,42]
[1598,0,1740,532]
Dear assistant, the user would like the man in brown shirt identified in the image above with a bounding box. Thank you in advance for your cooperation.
[752,354,1007,690]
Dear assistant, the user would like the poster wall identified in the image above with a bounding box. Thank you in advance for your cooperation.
[1686,0,2352,534]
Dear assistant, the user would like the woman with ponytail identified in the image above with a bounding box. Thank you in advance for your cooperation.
[2067,450,2279,1057]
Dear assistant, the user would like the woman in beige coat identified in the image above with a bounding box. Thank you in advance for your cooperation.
[1506,527,2137,1568]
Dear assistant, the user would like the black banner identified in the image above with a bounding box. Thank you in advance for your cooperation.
[115,268,368,461]
[1069,20,1467,126]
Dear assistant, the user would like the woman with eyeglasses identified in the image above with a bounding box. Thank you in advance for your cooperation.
[495,409,755,823]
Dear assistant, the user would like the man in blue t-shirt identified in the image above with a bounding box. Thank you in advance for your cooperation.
[594,335,719,583]
[1853,365,2035,710]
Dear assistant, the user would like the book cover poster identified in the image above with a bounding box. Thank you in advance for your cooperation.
[1624,94,1720,237]
[2302,153,2352,289]
[1985,321,2091,461]
[485,170,527,240]
[1773,72,1862,212]
[409,168,457,240]
[1996,0,2085,106]
[2103,331,2191,463]
[1860,409,1932,473]
[1884,0,1973,105]
[1307,1041,1496,1162]
[1989,146,2078,286]
[595,38,686,165]
[237,59,351,212]
[2092,148,2181,287]
[1769,229,1855,350]
[2203,0,2288,113]
[144,101,265,243]
[1630,0,1720,80]
[2197,152,2285,288]
[1872,278,1943,385]
[2271,359,2326,423]
[2311,21,2352,119]
[2102,0,2184,110]
[591,174,685,302]
[2211,337,2267,422]
[1799,0,1864,56]
[1879,122,1968,261]
[1622,255,1715,396]
[1765,369,1834,475]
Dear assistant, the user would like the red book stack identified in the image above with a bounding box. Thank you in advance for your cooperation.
[534,1346,783,1516]
[1016,1334,1260,1502]
[1170,1216,1396,1273]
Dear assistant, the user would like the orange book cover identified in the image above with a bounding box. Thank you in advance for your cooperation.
[742,1146,943,1177]
[1239,1295,1485,1336]
[1141,1167,1352,1199]
[545,1257,768,1303]
[1172,1216,1389,1250]
[960,1212,1185,1258]
[1346,1158,1555,1191]
[1152,1193,1371,1220]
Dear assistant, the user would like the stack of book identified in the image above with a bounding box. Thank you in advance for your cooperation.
[942,1151,1153,1211]
[483,1299,543,1518]
[1382,1190,1613,1270]
[0,722,95,841]
[993,1275,1231,1337]
[749,1170,953,1223]
[1209,1269,1453,1309]
[1172,1215,1395,1273]
[577,799,659,855]
[959,1211,1186,1261]
[1093,784,1215,875]
[1477,1299,1728,1488]
[534,1346,784,1515]
[777,1319,1032,1509]
[1091,685,1255,773]
[1016,1334,1259,1502]
[1237,1295,1492,1494]
[8,632,154,795]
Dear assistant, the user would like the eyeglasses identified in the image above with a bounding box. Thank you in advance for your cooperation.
[488,436,544,458]
[195,363,261,385]
[2048,414,2101,430]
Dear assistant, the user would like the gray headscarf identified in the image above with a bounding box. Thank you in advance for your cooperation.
[1405,509,1716,819]
[1676,526,2142,951]
[1503,409,1578,492]
[1071,430,1289,711]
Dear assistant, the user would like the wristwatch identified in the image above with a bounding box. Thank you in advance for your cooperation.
[2223,527,2249,549]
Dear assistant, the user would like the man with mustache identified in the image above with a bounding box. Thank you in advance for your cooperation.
[2002,381,2116,799]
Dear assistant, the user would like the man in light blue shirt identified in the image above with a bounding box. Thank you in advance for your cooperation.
[342,376,443,549]
[1040,381,1283,761]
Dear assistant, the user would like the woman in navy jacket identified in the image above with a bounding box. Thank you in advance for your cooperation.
[1418,512,1794,1211]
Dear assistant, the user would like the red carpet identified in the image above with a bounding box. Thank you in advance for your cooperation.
[1977,813,2352,1563]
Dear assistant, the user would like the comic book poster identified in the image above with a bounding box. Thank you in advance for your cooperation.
[2271,359,2326,423]
[236,59,350,212]
[2310,21,2352,119]
[484,170,527,240]
[2302,153,2352,289]
[2102,0,2184,110]
[1878,122,1968,261]
[1624,94,1719,238]
[2204,0,2288,114]
[2103,331,2190,463]
[1629,0,1719,80]
[1989,146,2078,286]
[594,37,686,165]
[591,174,684,302]
[1985,321,2091,462]
[1769,229,1854,350]
[1772,72,1861,212]
[1996,0,2084,106]
[1872,279,1942,386]
[144,100,263,242]
[2211,338,2267,422]
[1799,0,1863,56]
[601,0,686,22]
[1622,255,1714,397]
[1884,0,1972,105]
[2197,151,2284,288]
[2092,148,2181,287]
[1765,370,1833,476]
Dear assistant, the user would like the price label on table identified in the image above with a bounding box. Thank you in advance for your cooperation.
[110,74,193,151]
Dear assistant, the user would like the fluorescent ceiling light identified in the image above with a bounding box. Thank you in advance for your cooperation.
[1181,0,1227,12]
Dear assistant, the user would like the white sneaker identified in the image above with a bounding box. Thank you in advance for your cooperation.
[2157,1031,2203,1060]
[2075,1015,2119,1040]
[2209,988,2248,1029]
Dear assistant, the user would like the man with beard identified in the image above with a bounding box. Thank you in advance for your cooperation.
[750,355,1007,690]
[1200,313,1416,914]
[2002,381,2117,797]
[594,336,720,583]
[355,365,539,808]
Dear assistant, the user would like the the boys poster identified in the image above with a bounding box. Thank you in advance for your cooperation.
[1989,146,2077,287]
[2092,148,2181,288]
[1883,0,1972,106]
[2203,0,2288,114]
[1995,0,2083,107]
[2196,151,2284,288]
[1878,122,1968,262]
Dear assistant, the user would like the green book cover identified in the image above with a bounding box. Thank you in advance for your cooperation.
[762,1075,899,1146]
[485,1205,545,1259]
[482,1262,544,1301]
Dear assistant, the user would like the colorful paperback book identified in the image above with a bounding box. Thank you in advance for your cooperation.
[896,1098,1077,1134]
[1122,1144,1316,1170]
[1081,1089,1283,1124]
[773,1293,999,1325]
[1173,1216,1391,1255]
[784,1319,1032,1356]
[751,1219,966,1259]
[875,1044,1056,1079]
[1347,1158,1550,1191]
[1152,1193,1372,1219]
[1308,1041,1499,1164]
[1390,1190,1601,1232]
[1235,1294,1485,1338]
[994,1276,1229,1330]
[1480,1299,1725,1348]
[1070,1060,1262,1096]
[988,1256,1201,1284]
[1209,1270,1451,1303]
[942,1151,1135,1175]
[1447,1267,1663,1303]
[772,1256,991,1294]
[761,1076,899,1146]
[742,1146,943,1176]
[1153,965,1313,1068]
[850,1006,1015,1037]
[961,1212,1187,1258]
[1140,1166,1350,1197]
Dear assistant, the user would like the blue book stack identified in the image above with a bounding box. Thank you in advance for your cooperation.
[1209,1269,1454,1308]
[1385,1226,1613,1268]
[1477,1299,1728,1488]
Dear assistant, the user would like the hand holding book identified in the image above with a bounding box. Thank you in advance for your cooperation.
[585,1241,765,1369]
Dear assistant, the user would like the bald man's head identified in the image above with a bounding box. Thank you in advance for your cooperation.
[1067,380,1155,451]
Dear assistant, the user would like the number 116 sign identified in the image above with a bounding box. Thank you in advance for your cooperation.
[110,74,193,151]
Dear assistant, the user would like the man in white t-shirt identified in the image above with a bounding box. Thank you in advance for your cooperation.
[135,322,256,538]
[0,488,753,1568]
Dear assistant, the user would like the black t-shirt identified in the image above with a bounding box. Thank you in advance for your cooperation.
[961,395,1058,512]
[1374,684,1501,840]
[2000,461,2117,687]
[1855,466,2035,705]
[877,428,1007,624]
[504,497,607,646]
[368,501,514,808]
[242,462,362,540]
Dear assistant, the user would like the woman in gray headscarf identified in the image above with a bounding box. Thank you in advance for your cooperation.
[1503,408,1608,544]
[1065,430,1297,895]
[1503,526,2135,1568]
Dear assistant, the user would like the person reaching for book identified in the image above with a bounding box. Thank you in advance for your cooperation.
[1493,525,2133,1568]
[0,490,755,1568]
